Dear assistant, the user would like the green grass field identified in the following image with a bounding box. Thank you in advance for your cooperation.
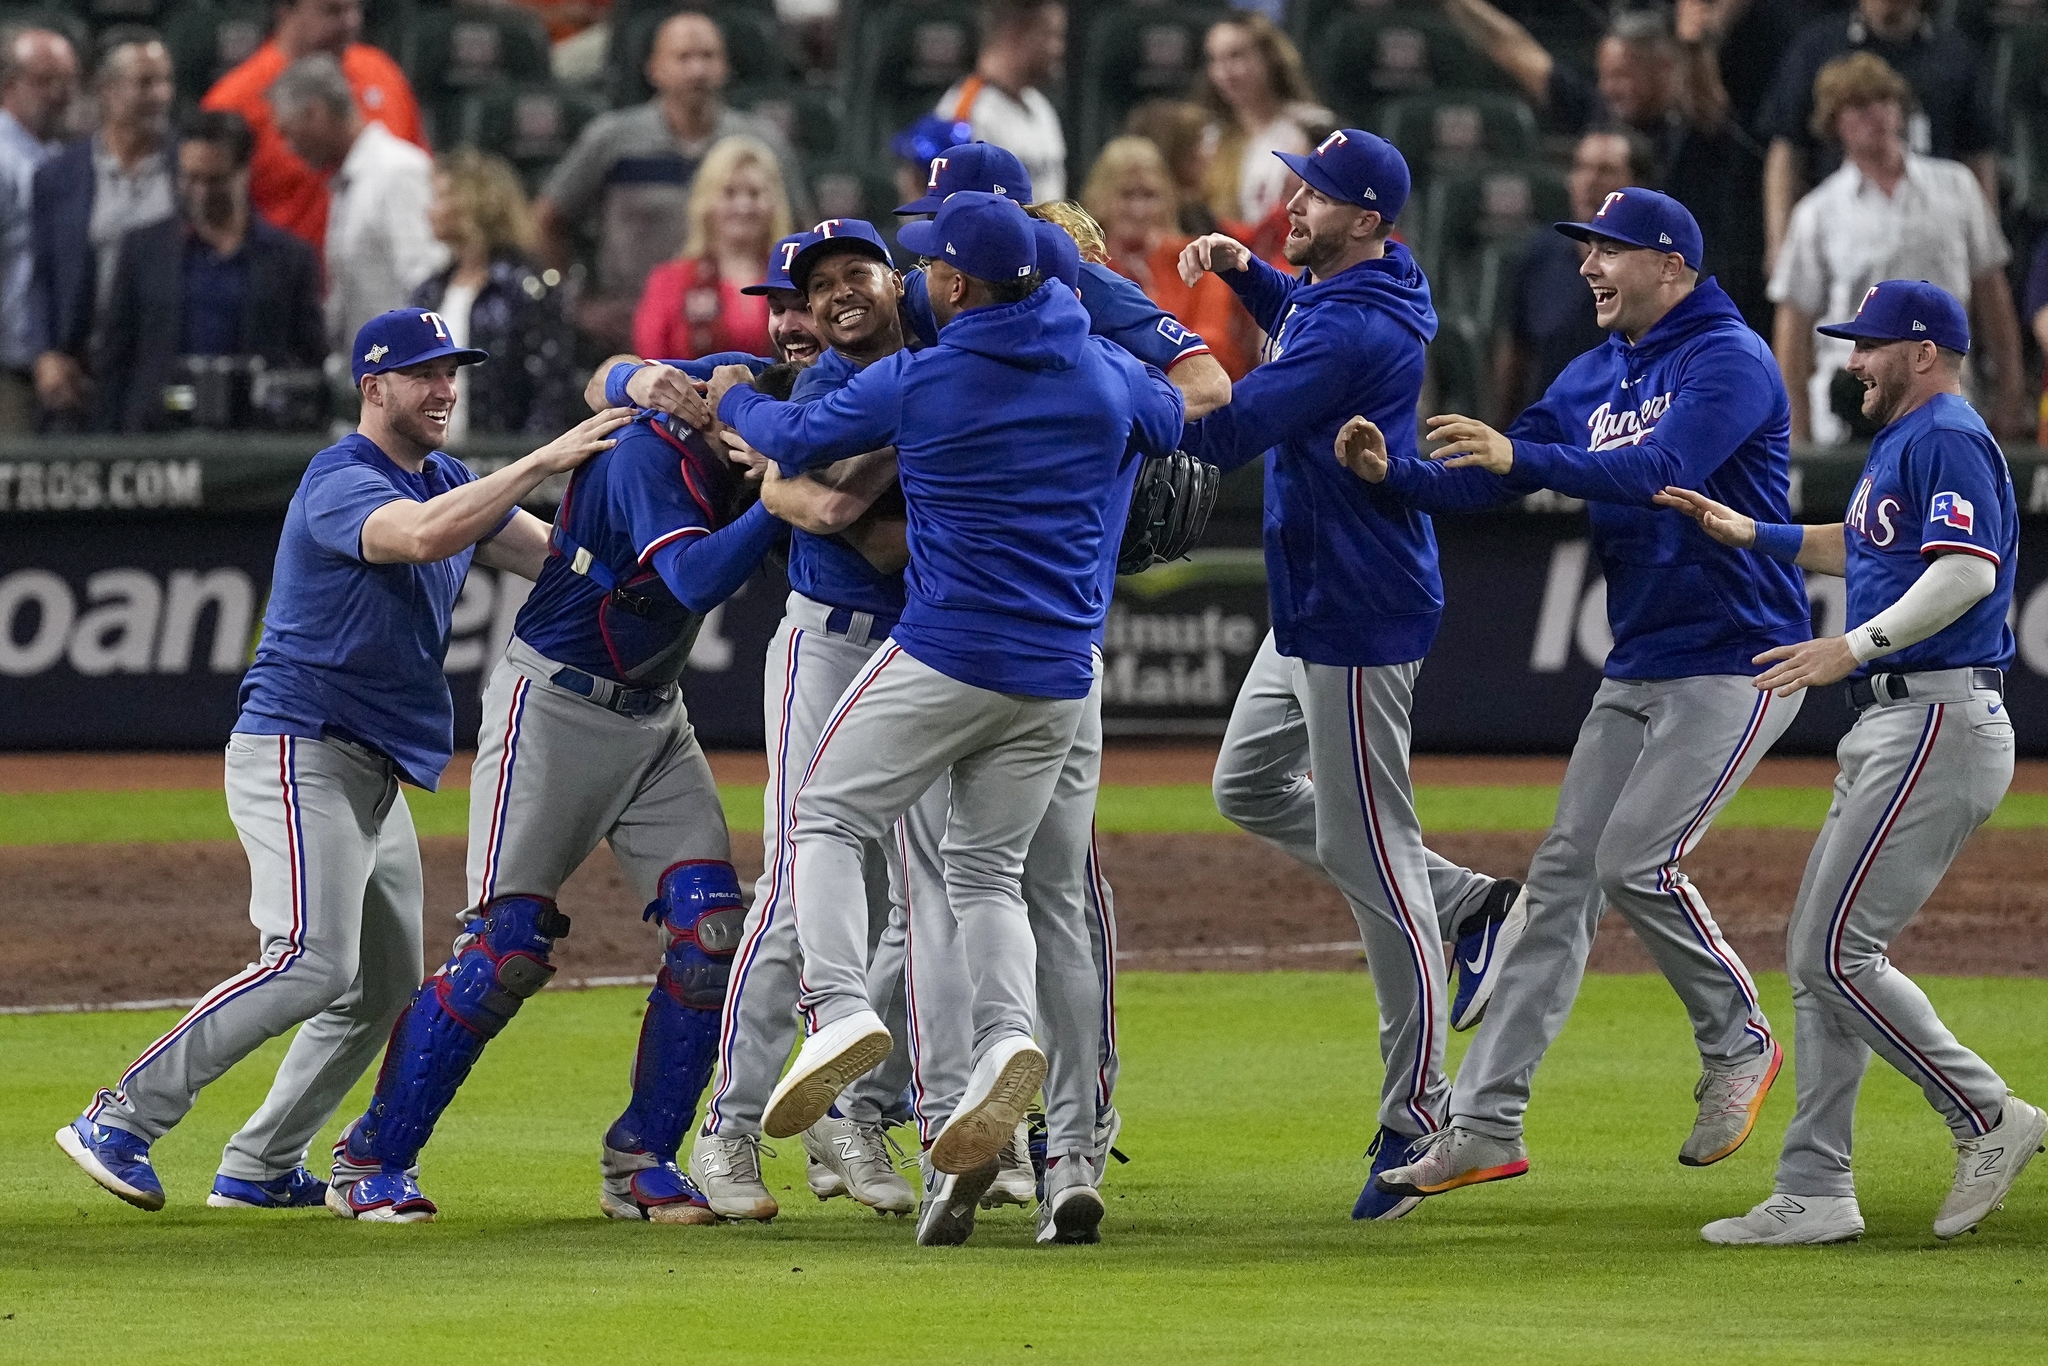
[4,973,2045,1364]
[6,783,2047,845]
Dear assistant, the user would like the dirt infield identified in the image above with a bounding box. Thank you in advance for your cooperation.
[5,819,2042,1010]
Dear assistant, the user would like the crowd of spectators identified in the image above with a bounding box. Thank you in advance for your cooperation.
[1,0,2045,447]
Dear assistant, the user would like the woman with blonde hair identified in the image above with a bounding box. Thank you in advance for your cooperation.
[634,135,791,362]
[413,146,574,438]
[1196,11,1332,232]
[1083,137,1255,379]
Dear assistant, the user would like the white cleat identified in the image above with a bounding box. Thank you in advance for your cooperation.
[688,1129,778,1222]
[1934,1093,2048,1240]
[930,1035,1047,1176]
[1035,1152,1104,1246]
[805,1152,849,1201]
[801,1114,915,1215]
[1681,1040,1783,1167]
[763,1011,894,1140]
[981,1122,1037,1208]
[915,1149,999,1247]
[1701,1193,1864,1245]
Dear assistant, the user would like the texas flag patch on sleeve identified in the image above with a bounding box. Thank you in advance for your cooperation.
[1930,491,1975,533]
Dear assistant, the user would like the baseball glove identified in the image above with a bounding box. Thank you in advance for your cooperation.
[1117,449,1220,576]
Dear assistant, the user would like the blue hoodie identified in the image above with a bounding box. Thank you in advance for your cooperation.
[1380,278,1811,679]
[1180,243,1443,667]
[904,262,1209,373]
[721,281,1184,699]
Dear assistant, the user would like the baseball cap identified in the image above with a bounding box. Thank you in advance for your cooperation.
[894,141,1034,214]
[1031,218,1082,290]
[790,219,895,293]
[1555,187,1702,271]
[897,191,1037,284]
[1816,279,1971,354]
[1274,128,1410,221]
[351,308,487,385]
[741,231,818,296]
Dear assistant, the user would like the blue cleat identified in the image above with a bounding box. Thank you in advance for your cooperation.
[327,1171,437,1223]
[56,1115,165,1211]
[1451,879,1527,1032]
[208,1167,327,1209]
[1353,1126,1430,1221]
[599,1143,717,1224]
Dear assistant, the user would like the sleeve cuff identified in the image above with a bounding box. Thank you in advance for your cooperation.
[1922,540,2000,566]
[638,524,710,563]
[604,361,644,409]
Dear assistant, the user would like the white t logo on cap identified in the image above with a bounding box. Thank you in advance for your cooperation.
[1316,129,1350,154]
[1856,284,1880,314]
[1597,191,1625,218]
[814,219,844,237]
[780,240,802,272]
[927,157,948,189]
[420,311,449,341]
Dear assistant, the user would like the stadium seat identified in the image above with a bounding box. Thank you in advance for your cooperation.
[729,80,842,165]
[607,0,794,106]
[1074,3,1222,173]
[1310,8,1495,127]
[1413,163,1569,320]
[410,6,552,148]
[457,84,605,187]
[1376,89,1537,177]
[161,3,267,108]
[810,164,913,246]
[842,1,979,169]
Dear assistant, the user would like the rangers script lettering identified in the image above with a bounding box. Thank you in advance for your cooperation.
[1585,391,1674,450]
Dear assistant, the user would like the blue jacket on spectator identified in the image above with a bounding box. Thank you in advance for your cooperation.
[411,256,577,435]
[1180,244,1444,669]
[1380,278,1812,680]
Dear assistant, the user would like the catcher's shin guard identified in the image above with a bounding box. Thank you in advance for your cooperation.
[350,895,570,1169]
[606,861,744,1163]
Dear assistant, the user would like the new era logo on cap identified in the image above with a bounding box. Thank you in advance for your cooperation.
[1913,320,1927,331]
[1658,232,1672,244]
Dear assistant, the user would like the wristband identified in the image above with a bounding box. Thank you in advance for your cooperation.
[604,361,645,409]
[1751,521,1804,562]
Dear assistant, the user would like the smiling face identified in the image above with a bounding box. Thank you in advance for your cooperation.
[1281,182,1375,276]
[804,249,902,354]
[1843,337,1930,426]
[366,356,463,450]
[765,286,823,366]
[1578,235,1683,336]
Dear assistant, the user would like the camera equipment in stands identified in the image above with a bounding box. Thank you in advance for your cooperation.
[163,356,329,432]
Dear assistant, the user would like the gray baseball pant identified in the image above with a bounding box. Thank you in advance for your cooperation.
[1775,675,2014,1196]
[1452,675,1799,1140]
[90,733,425,1183]
[790,641,1084,1062]
[703,594,922,1138]
[903,657,1116,1158]
[1213,632,1497,1136]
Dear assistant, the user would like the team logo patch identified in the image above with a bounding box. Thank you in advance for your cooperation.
[1931,491,1975,532]
[1156,317,1194,347]
[1316,129,1349,154]
[1597,190,1625,217]
[927,157,948,189]
[420,311,449,341]
[1912,320,1927,332]
[1658,232,1672,244]
[364,343,388,363]
[1856,284,1880,315]
[780,240,802,272]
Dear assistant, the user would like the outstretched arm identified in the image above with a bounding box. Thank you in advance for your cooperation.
[1653,486,1846,574]
[649,502,784,615]
[1333,416,1518,513]
[716,356,906,471]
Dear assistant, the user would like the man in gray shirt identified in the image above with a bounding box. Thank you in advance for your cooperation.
[0,24,77,432]
[535,9,808,350]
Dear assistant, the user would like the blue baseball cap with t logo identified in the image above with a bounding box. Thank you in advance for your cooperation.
[791,218,895,292]
[741,231,819,296]
[1555,187,1703,270]
[1031,218,1082,290]
[351,308,488,384]
[897,191,1037,284]
[1816,279,1971,354]
[1274,128,1411,221]
[895,141,1034,214]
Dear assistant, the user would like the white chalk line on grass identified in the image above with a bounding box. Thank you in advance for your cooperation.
[0,943,1365,1016]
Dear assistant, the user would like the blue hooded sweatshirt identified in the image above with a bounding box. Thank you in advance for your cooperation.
[1180,243,1443,668]
[720,281,1184,699]
[1380,278,1811,679]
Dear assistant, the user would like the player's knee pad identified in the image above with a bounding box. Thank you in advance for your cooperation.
[351,896,569,1168]
[645,861,744,1011]
[606,987,723,1163]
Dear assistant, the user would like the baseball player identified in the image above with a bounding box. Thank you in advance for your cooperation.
[323,353,827,1220]
[57,311,629,1213]
[1173,130,1516,1222]
[712,191,1183,1247]
[1664,281,2045,1246]
[1340,190,1812,1208]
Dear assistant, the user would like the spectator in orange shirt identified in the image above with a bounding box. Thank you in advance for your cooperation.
[1084,135,1256,379]
[199,0,423,254]
[632,134,790,362]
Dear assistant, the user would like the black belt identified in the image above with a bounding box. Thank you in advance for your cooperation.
[1846,668,2002,711]
[824,606,899,638]
[549,666,676,717]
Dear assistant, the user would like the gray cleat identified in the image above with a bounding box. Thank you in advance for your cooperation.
[1934,1092,2048,1239]
[1701,1193,1864,1245]
[1374,1125,1529,1197]
[1034,1151,1104,1245]
[688,1129,778,1222]
[801,1114,915,1215]
[915,1149,999,1247]
[981,1122,1037,1208]
[1680,1040,1783,1167]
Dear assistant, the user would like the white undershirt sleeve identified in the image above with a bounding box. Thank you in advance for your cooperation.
[1847,552,1997,664]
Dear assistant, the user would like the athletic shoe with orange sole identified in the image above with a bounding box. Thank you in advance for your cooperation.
[1373,1126,1529,1198]
[1680,1039,1783,1167]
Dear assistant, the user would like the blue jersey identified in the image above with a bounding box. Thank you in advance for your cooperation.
[903,261,1208,373]
[1845,392,2017,675]
[516,416,774,685]
[236,433,502,790]
[724,281,1183,698]
[782,348,909,619]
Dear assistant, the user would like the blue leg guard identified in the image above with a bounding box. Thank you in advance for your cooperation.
[605,862,744,1164]
[347,895,570,1171]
